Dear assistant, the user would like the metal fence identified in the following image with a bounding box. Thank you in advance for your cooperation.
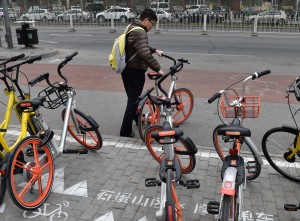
[1,11,300,34]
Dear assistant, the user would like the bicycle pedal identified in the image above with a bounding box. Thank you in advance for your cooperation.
[179,179,200,189]
[63,148,88,154]
[246,161,258,173]
[207,201,220,214]
[145,178,161,187]
[284,204,300,211]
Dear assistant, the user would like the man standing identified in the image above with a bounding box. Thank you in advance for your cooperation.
[120,8,164,137]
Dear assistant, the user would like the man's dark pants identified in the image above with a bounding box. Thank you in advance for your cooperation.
[120,67,145,136]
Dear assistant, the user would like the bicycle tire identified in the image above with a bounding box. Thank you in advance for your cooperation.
[165,169,176,221]
[262,126,300,182]
[61,108,103,150]
[213,124,261,180]
[138,98,160,141]
[0,169,6,205]
[219,195,231,221]
[144,125,196,174]
[7,136,54,210]
[171,88,194,126]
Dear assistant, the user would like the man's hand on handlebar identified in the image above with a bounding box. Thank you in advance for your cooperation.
[156,50,164,57]
[158,69,164,75]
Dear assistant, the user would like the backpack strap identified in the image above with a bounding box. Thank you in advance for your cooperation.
[125,25,144,63]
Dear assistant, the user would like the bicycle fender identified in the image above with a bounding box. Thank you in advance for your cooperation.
[0,152,11,173]
[136,96,147,115]
[39,129,54,147]
[220,167,238,196]
[159,157,182,183]
[282,124,298,132]
[86,115,99,129]
[244,137,263,165]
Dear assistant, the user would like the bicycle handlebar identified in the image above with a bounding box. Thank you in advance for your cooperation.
[57,51,78,84]
[156,54,190,98]
[29,52,78,89]
[0,53,25,67]
[207,70,271,105]
[0,55,42,81]
[28,73,50,87]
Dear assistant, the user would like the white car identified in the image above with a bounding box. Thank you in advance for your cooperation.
[57,9,91,22]
[249,10,287,25]
[22,9,54,21]
[96,7,136,22]
[185,5,208,14]
[156,10,172,23]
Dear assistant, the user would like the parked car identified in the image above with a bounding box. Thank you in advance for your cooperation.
[57,9,91,22]
[150,2,170,11]
[185,5,208,14]
[211,5,230,21]
[156,9,172,22]
[95,7,136,23]
[179,7,212,23]
[21,9,54,21]
[8,8,19,20]
[0,8,19,20]
[248,9,287,25]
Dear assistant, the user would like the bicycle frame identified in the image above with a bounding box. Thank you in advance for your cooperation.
[34,89,78,159]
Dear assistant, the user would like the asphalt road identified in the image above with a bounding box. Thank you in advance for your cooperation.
[1,27,300,150]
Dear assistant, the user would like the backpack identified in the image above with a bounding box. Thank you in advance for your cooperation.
[109,25,144,74]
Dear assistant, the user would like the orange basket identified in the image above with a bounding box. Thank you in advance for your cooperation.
[219,96,260,119]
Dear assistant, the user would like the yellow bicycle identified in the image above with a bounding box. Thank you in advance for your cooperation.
[0,55,42,204]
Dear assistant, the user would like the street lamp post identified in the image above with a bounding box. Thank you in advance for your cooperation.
[154,0,160,34]
[2,0,13,48]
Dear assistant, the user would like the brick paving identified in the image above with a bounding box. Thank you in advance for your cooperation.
[0,126,300,221]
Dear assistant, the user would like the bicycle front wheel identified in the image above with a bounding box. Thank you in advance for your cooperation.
[7,136,54,210]
[138,98,160,141]
[262,126,300,182]
[171,88,194,126]
[213,124,261,180]
[0,170,6,205]
[62,108,103,150]
[144,125,196,174]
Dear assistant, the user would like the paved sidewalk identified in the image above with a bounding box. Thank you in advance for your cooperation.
[0,125,299,221]
[0,45,58,60]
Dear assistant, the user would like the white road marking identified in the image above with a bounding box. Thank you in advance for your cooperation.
[39,40,58,44]
[94,211,114,221]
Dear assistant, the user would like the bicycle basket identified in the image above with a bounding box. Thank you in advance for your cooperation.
[38,83,68,109]
[219,96,260,119]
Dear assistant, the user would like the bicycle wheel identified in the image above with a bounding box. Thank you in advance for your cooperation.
[138,98,160,141]
[165,169,177,221]
[61,108,102,150]
[219,194,239,221]
[262,126,300,182]
[7,136,54,210]
[0,162,6,205]
[144,125,196,174]
[171,88,194,126]
[213,124,261,180]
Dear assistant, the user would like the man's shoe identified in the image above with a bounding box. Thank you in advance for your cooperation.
[128,131,135,137]
[121,131,135,138]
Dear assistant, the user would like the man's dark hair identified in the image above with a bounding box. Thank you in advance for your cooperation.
[139,8,157,21]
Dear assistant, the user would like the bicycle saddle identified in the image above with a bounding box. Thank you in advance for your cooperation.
[218,119,251,137]
[18,96,46,112]
[151,121,183,143]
